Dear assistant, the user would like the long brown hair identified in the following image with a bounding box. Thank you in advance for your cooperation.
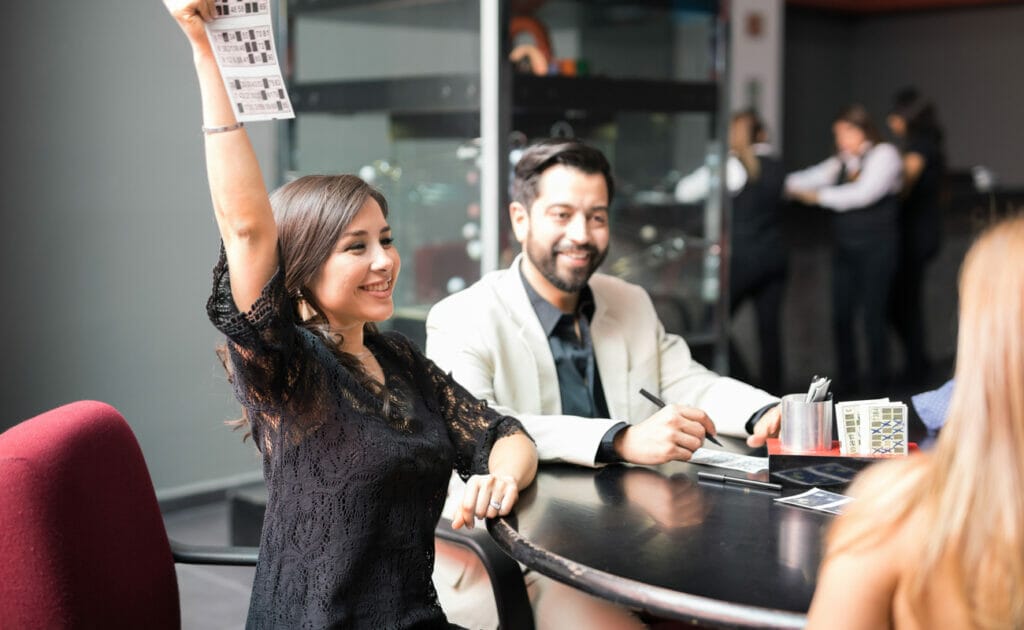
[731,108,765,182]
[276,174,394,399]
[221,175,395,434]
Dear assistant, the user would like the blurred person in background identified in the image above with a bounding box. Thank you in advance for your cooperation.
[786,104,902,396]
[676,109,787,394]
[886,87,945,387]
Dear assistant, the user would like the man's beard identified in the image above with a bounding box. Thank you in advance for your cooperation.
[525,237,608,294]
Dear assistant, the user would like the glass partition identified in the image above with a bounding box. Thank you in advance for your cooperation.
[281,0,727,356]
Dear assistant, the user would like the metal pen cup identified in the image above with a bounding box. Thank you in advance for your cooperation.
[779,393,833,453]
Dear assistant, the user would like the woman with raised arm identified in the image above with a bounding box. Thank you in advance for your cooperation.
[163,2,537,628]
[807,214,1024,629]
[676,109,788,393]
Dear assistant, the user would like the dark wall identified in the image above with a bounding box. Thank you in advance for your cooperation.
[850,4,1024,187]
[741,3,1024,396]
[783,9,855,171]
[784,3,1024,187]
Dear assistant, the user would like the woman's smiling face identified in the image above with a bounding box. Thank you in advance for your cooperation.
[307,196,400,330]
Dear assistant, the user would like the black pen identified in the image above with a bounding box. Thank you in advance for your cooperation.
[697,471,782,492]
[639,388,723,447]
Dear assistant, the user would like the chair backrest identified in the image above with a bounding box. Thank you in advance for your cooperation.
[0,401,180,629]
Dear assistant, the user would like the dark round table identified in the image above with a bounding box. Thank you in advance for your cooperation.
[487,450,832,628]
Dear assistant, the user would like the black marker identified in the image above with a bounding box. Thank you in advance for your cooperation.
[697,471,782,492]
[639,388,723,447]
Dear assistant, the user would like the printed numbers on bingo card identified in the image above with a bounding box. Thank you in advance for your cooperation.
[228,77,293,116]
[214,0,270,17]
[210,27,278,67]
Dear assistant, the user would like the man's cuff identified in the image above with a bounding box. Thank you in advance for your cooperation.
[596,422,629,464]
[745,403,777,435]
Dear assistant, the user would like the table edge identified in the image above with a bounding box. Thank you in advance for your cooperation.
[487,517,808,629]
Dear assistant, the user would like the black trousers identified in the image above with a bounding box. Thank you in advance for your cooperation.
[832,236,897,394]
[730,251,787,394]
[888,239,938,384]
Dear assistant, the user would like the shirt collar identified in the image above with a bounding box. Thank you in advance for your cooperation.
[839,141,875,170]
[518,265,596,337]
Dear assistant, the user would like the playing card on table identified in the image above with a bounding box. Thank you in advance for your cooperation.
[772,467,840,487]
[861,402,908,455]
[688,448,768,473]
[805,462,860,482]
[774,488,854,514]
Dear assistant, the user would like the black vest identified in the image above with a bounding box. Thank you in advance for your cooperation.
[732,153,785,252]
[831,147,899,247]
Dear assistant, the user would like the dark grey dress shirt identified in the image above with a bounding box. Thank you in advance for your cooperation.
[520,270,627,463]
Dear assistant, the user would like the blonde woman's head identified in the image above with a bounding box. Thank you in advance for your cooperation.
[934,213,1024,629]
[947,214,1024,454]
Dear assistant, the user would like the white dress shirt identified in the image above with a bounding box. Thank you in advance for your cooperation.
[674,144,775,203]
[785,142,902,212]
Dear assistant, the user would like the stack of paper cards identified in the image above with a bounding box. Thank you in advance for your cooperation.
[835,398,909,456]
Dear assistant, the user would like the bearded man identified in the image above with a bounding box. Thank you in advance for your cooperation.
[426,139,781,629]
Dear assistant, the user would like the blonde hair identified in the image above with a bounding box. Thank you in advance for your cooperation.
[828,214,1024,629]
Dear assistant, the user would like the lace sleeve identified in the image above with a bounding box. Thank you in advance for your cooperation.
[205,245,319,418]
[402,336,530,480]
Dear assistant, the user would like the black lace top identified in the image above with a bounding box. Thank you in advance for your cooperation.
[207,249,527,629]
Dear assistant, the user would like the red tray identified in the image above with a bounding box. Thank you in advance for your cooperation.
[766,439,919,487]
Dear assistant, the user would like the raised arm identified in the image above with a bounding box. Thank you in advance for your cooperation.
[165,0,278,313]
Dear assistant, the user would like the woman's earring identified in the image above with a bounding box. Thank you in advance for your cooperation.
[295,289,311,321]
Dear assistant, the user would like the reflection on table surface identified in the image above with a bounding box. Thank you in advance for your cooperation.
[490,454,834,625]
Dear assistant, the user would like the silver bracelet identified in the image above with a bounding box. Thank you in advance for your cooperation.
[201,121,245,135]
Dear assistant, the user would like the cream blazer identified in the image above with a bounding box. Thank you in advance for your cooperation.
[425,256,778,467]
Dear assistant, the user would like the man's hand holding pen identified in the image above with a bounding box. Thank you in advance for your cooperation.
[612,403,718,465]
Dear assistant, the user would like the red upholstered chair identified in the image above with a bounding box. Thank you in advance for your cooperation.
[0,400,257,629]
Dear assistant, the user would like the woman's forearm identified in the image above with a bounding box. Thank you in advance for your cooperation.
[180,16,277,313]
[193,52,274,239]
[488,433,537,490]
[193,52,270,226]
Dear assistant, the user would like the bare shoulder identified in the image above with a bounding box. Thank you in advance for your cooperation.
[807,458,930,629]
[832,456,930,544]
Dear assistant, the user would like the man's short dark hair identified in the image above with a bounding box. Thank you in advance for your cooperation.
[511,139,615,211]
